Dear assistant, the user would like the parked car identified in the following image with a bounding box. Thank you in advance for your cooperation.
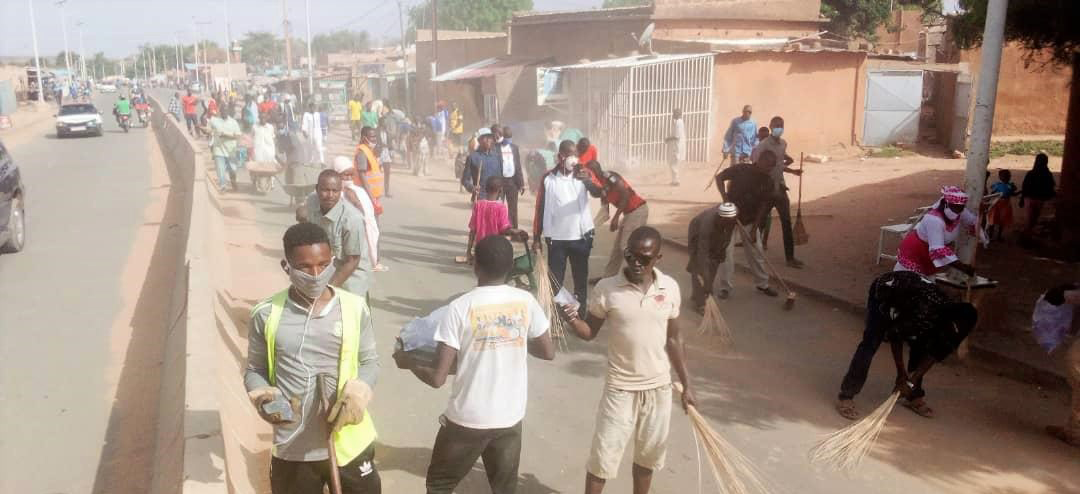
[0,140,26,253]
[55,103,104,138]
[98,83,117,93]
[188,82,202,93]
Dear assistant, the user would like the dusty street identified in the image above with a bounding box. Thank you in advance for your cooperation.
[0,94,183,493]
[212,139,1080,494]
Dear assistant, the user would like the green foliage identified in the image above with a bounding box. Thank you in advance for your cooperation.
[950,0,1079,65]
[601,0,651,7]
[408,0,532,34]
[989,140,1065,159]
[820,0,942,40]
[312,30,370,55]
[240,31,282,67]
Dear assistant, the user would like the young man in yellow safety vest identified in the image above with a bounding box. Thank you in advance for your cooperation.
[355,126,387,207]
[244,222,382,493]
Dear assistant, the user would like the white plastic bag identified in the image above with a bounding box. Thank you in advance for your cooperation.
[399,305,450,352]
[1032,295,1075,353]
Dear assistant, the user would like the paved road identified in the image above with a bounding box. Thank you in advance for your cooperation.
[0,93,178,494]
[213,124,1080,494]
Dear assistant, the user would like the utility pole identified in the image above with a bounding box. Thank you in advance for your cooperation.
[192,20,201,88]
[195,20,212,88]
[75,21,86,81]
[175,31,185,84]
[305,0,314,98]
[28,0,44,101]
[283,0,293,77]
[56,0,72,80]
[432,0,439,110]
[397,0,411,114]
[958,0,1009,264]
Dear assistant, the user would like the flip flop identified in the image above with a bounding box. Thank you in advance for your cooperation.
[902,399,935,418]
[454,256,472,264]
[836,399,860,420]
[374,263,389,272]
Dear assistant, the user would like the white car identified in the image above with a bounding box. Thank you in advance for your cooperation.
[98,84,117,93]
[55,103,104,137]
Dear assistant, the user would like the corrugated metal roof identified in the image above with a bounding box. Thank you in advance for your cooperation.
[432,56,546,82]
[553,53,714,70]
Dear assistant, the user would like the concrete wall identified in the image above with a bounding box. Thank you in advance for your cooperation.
[872,9,924,55]
[654,18,822,41]
[415,36,507,115]
[961,42,1070,136]
[509,18,651,65]
[653,0,822,22]
[711,50,867,160]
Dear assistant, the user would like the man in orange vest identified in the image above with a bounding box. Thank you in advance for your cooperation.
[354,126,385,214]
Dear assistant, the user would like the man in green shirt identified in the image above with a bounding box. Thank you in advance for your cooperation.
[113,95,132,126]
[210,106,243,192]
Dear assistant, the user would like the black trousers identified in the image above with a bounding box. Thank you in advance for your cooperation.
[426,419,523,494]
[546,235,593,312]
[760,190,796,260]
[270,443,381,494]
[501,182,520,228]
[839,286,927,401]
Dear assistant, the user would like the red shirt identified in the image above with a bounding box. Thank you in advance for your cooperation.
[469,200,511,242]
[604,173,646,213]
[258,100,277,114]
[181,95,197,115]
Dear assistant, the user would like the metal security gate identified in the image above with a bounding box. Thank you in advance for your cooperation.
[863,70,923,146]
[559,54,713,170]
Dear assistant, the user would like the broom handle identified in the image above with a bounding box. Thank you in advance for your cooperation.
[797,152,804,213]
[734,221,794,295]
[702,155,729,191]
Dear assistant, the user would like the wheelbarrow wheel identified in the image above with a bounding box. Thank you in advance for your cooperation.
[254,175,272,194]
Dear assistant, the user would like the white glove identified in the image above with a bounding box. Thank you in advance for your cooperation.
[327,379,373,433]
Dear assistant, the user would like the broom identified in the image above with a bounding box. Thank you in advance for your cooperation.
[702,155,729,191]
[696,289,734,349]
[533,246,570,351]
[674,382,772,494]
[808,391,900,471]
[733,222,796,310]
[793,153,809,246]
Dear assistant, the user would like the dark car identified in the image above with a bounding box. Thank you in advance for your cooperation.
[0,140,26,253]
[55,103,104,137]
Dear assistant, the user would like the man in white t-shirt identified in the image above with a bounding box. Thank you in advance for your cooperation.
[395,235,555,494]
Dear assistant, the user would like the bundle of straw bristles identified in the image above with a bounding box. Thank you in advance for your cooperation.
[696,291,734,349]
[808,391,900,471]
[533,248,570,351]
[674,382,772,494]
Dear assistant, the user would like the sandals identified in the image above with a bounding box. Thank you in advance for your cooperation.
[902,398,935,418]
[454,256,473,265]
[836,399,860,420]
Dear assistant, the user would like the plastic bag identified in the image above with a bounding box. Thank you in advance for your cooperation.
[1032,295,1075,353]
[398,305,450,352]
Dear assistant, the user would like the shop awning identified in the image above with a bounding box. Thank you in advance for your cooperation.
[432,56,546,82]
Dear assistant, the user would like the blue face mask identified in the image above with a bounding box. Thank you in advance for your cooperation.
[502,137,512,145]
[771,127,784,138]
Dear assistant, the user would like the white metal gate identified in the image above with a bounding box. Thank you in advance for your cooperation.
[561,54,713,170]
[863,70,923,146]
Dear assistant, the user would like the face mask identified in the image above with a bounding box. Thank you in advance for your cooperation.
[943,207,961,221]
[771,127,784,138]
[563,156,579,169]
[286,260,337,299]
[502,137,511,145]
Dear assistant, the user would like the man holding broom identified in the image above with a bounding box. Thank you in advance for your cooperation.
[558,226,696,494]
[713,152,780,298]
[835,270,978,420]
[686,202,738,312]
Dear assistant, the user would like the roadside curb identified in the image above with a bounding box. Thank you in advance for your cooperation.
[661,237,1069,391]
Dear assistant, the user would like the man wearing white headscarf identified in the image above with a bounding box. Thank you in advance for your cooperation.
[686,203,741,312]
[333,156,384,271]
[894,185,986,277]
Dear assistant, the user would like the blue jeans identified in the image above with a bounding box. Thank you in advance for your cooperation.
[214,154,236,190]
[546,233,593,311]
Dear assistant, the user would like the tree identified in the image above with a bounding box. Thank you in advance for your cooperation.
[601,0,650,7]
[312,29,370,55]
[53,50,80,71]
[408,0,532,34]
[241,31,282,67]
[820,1,942,40]
[951,0,1080,248]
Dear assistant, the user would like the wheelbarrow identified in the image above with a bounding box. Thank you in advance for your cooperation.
[506,236,536,293]
[282,162,322,206]
[246,160,282,195]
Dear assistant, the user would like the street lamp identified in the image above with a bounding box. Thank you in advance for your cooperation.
[305,0,313,99]
[75,21,86,81]
[55,0,72,80]
[28,0,45,101]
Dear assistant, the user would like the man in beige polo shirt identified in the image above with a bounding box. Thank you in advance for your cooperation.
[559,226,696,494]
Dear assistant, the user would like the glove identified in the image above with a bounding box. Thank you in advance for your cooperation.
[248,387,288,424]
[327,379,373,433]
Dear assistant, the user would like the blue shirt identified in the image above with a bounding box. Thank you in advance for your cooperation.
[461,149,502,199]
[723,116,758,156]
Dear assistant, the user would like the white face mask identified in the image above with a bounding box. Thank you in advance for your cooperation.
[943,207,961,221]
[286,259,337,299]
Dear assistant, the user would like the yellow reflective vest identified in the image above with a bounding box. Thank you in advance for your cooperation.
[260,288,377,465]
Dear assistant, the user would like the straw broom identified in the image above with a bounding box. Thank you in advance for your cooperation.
[696,289,734,349]
[808,391,900,471]
[674,383,772,494]
[533,247,570,351]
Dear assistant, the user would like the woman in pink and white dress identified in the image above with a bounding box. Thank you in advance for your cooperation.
[895,186,986,277]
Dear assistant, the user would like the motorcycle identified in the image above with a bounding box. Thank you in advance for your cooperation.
[135,104,151,128]
[118,114,130,133]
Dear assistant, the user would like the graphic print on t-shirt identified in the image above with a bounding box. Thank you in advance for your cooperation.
[468,301,529,350]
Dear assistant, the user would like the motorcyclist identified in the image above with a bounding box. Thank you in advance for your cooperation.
[113,95,133,126]
[133,93,151,125]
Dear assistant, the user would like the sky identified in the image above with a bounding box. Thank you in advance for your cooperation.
[0,0,601,59]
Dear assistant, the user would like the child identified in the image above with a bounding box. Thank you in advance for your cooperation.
[456,177,525,264]
[987,169,1018,240]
